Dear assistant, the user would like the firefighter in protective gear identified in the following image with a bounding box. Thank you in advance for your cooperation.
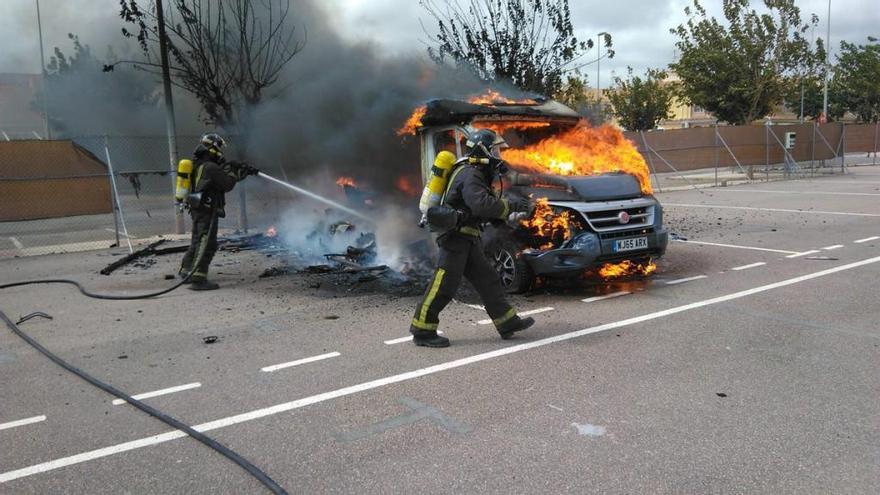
[410,128,534,347]
[178,133,259,291]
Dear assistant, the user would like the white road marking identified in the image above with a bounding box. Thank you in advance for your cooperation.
[453,300,485,311]
[718,189,880,197]
[731,262,767,271]
[582,291,631,303]
[0,415,46,431]
[111,383,202,406]
[5,255,880,484]
[384,332,444,345]
[786,250,821,258]
[260,352,340,372]
[854,236,879,244]
[674,239,798,255]
[665,203,880,218]
[477,307,554,325]
[823,245,844,251]
[665,275,708,285]
[104,228,138,239]
[8,237,23,250]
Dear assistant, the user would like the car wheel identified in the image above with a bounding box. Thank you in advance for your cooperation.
[488,244,534,294]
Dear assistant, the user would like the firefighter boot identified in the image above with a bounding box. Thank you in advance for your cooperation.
[497,316,535,340]
[411,331,450,348]
[189,280,220,291]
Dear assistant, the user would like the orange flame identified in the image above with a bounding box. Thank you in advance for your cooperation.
[598,260,657,279]
[397,106,427,136]
[520,198,574,250]
[265,225,278,238]
[501,123,653,194]
[336,176,357,188]
[396,175,421,197]
[468,89,536,105]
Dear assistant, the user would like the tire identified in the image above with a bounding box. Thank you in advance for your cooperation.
[487,242,534,294]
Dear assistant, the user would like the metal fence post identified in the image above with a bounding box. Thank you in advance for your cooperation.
[103,135,133,253]
[238,182,249,233]
[840,122,846,172]
[713,124,719,186]
[639,130,661,193]
[874,121,878,166]
[765,124,770,181]
[811,122,816,177]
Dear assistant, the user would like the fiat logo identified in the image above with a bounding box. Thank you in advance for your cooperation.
[618,211,630,224]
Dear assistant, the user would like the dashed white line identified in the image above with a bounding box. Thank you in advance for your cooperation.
[718,189,880,197]
[260,352,340,372]
[8,237,23,250]
[786,250,821,258]
[384,332,443,345]
[665,275,708,285]
[477,307,554,325]
[854,236,879,244]
[111,383,202,406]
[582,291,631,303]
[665,203,880,218]
[0,415,46,431]
[822,245,844,251]
[674,239,798,255]
[731,262,767,271]
[7,255,880,484]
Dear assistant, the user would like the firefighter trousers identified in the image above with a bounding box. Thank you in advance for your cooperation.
[179,209,219,282]
[410,232,516,334]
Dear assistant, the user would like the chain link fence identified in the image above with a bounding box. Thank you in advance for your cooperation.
[1,123,878,258]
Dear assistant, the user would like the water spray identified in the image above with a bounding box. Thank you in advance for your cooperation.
[257,172,373,222]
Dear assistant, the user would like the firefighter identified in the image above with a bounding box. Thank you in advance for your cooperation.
[179,133,258,290]
[410,128,535,347]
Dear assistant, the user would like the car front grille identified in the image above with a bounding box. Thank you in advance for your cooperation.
[599,227,655,240]
[581,205,654,232]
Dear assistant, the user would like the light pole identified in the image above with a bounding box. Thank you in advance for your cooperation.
[35,0,51,139]
[596,32,608,99]
[822,0,831,121]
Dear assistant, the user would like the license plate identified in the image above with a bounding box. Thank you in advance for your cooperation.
[613,237,648,252]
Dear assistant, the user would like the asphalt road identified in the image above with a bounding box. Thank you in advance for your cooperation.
[1,168,879,494]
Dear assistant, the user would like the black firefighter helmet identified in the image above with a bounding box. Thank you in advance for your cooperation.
[194,132,227,161]
[466,128,508,158]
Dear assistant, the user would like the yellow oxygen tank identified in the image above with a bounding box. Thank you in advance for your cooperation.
[419,151,457,215]
[175,159,193,204]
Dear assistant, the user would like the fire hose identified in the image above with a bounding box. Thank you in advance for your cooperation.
[0,310,288,494]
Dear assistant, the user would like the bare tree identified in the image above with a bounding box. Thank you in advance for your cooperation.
[420,0,612,96]
[113,0,305,132]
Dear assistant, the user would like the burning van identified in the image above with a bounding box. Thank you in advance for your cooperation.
[401,92,668,293]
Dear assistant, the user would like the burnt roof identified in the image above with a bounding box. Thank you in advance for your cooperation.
[420,98,581,128]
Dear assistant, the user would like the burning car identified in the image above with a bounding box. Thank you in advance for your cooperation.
[401,92,668,293]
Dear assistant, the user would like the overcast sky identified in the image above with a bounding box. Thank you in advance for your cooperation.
[2,0,877,87]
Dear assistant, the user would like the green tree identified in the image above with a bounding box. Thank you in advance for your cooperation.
[553,73,608,124]
[420,0,613,96]
[669,0,822,125]
[833,37,880,122]
[605,68,674,131]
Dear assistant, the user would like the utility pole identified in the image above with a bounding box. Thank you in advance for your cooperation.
[155,0,183,234]
[822,0,831,120]
[597,32,608,118]
[35,0,51,139]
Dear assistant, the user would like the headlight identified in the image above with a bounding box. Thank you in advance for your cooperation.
[564,232,599,251]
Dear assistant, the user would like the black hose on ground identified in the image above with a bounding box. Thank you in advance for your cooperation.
[0,310,287,495]
[0,211,217,300]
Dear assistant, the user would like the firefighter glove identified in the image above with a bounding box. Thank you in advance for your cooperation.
[507,196,530,213]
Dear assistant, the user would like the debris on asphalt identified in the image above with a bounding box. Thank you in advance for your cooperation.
[716,392,728,398]
[16,312,54,325]
[100,239,167,275]
[805,256,838,261]
[202,336,219,344]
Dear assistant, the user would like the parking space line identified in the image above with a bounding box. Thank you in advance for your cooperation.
[673,239,797,255]
[854,236,879,244]
[582,291,631,303]
[718,189,880,197]
[10,256,880,484]
[477,307,554,325]
[822,245,844,251]
[384,332,443,345]
[665,275,708,285]
[0,415,46,431]
[731,262,767,271]
[665,203,880,218]
[8,237,23,250]
[786,250,821,258]
[111,383,202,405]
[260,352,340,372]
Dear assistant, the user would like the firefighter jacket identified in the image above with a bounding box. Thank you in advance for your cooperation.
[192,159,248,217]
[444,164,510,237]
